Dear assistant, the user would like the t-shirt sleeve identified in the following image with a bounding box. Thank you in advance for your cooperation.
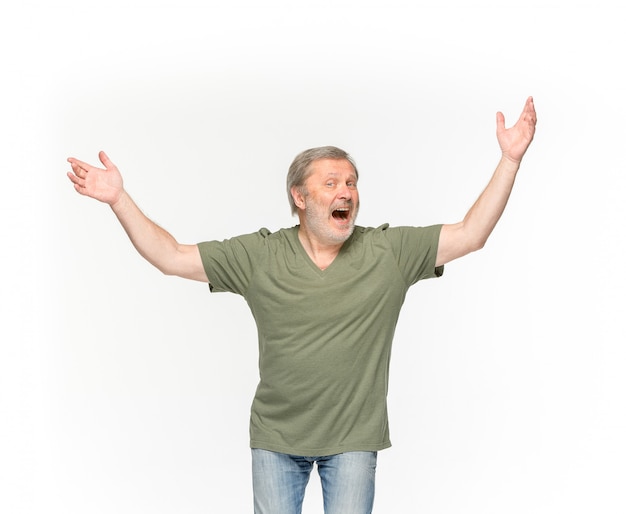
[197,228,270,295]
[383,224,444,286]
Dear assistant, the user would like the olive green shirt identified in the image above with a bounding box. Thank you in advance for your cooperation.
[198,224,443,456]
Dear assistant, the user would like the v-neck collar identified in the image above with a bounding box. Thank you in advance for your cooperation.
[290,225,354,276]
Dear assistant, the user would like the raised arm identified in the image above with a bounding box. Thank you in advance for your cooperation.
[436,96,537,267]
[67,151,208,282]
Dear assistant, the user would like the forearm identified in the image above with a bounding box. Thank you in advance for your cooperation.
[436,155,520,267]
[110,190,188,276]
[461,155,520,250]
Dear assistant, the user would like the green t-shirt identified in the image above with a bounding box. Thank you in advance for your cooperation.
[198,223,443,456]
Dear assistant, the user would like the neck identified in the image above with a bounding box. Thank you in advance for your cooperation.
[297,222,345,270]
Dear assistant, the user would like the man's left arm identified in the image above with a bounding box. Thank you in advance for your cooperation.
[436,96,537,267]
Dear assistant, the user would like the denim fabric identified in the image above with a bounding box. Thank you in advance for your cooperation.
[251,449,377,514]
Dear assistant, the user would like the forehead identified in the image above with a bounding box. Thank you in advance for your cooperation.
[307,158,357,180]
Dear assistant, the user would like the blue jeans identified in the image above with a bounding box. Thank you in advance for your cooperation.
[251,449,377,514]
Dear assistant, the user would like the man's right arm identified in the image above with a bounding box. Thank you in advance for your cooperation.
[67,151,208,283]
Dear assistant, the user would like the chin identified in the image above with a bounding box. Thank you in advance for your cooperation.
[329,223,356,244]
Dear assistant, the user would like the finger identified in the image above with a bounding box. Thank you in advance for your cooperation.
[522,96,536,122]
[98,150,114,169]
[67,157,98,175]
[67,171,86,191]
[70,161,89,179]
[527,97,537,124]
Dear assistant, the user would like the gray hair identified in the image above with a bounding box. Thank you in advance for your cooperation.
[286,146,359,215]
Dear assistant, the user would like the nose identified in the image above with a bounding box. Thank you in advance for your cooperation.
[337,182,354,201]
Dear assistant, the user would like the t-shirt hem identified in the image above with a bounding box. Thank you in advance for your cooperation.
[250,439,392,457]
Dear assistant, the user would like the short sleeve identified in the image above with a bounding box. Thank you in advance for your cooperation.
[382,224,444,286]
[197,228,271,295]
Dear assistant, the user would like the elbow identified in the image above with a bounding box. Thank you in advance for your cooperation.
[466,235,488,254]
[152,244,205,282]
[160,267,176,277]
[474,237,488,252]
[148,257,177,277]
[158,260,183,277]
[147,243,186,277]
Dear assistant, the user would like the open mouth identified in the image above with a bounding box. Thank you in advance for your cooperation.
[332,208,350,221]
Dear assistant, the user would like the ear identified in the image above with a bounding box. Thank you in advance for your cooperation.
[291,186,306,210]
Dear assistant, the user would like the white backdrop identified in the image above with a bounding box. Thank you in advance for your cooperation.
[2,2,625,513]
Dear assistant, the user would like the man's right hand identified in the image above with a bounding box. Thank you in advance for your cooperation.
[67,151,124,206]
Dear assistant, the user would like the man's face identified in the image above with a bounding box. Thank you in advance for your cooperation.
[296,158,360,245]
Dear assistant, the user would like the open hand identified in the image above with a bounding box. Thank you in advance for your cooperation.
[496,96,537,164]
[67,151,124,205]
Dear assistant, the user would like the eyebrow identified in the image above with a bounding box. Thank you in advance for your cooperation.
[323,172,358,181]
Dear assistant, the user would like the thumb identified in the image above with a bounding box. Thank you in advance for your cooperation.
[99,150,114,169]
[496,111,505,131]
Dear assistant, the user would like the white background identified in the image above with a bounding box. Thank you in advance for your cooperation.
[2,2,625,513]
